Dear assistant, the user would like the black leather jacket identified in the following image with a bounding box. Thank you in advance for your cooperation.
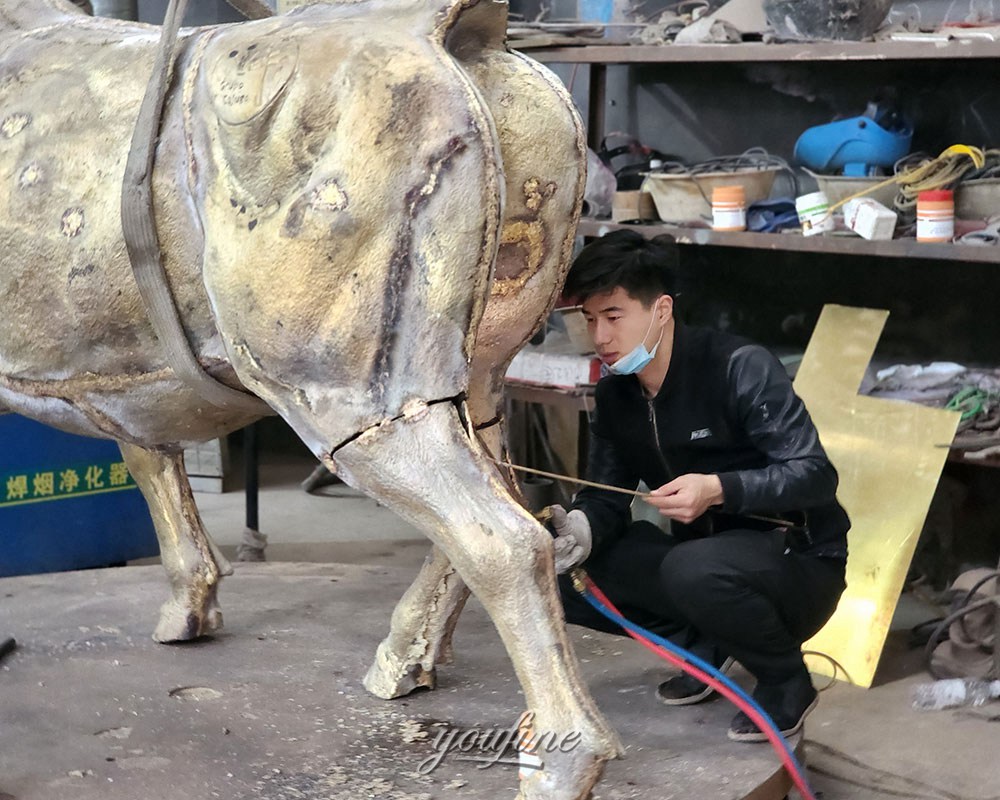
[572,322,850,559]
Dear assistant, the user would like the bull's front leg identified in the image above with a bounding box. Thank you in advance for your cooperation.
[333,403,621,800]
[118,442,233,642]
[366,420,522,698]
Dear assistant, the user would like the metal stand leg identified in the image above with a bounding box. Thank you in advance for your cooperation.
[245,422,258,532]
[236,422,267,562]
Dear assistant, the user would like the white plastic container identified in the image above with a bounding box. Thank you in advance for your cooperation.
[795,190,835,236]
[843,198,898,241]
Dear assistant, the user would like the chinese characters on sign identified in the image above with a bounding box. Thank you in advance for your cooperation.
[1,460,137,507]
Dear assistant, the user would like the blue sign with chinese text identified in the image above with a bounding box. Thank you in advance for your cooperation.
[0,415,158,577]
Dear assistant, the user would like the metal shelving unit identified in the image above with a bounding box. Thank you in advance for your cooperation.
[577,218,999,264]
[526,40,1000,264]
[519,39,1000,64]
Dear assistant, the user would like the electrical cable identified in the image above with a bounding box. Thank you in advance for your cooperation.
[945,386,996,422]
[801,649,854,690]
[814,145,987,225]
[965,150,1000,181]
[571,569,818,800]
[892,145,985,214]
[952,569,998,655]
[803,739,1000,800]
[923,593,998,679]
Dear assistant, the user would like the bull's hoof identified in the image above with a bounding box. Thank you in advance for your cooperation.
[514,747,610,800]
[153,597,223,643]
[363,652,436,699]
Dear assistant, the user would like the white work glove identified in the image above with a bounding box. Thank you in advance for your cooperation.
[548,505,593,574]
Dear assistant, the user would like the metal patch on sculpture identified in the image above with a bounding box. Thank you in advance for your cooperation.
[491,177,555,287]
[493,220,545,290]
[1,112,30,138]
[211,41,297,126]
[18,162,42,188]
[523,176,556,212]
[311,178,348,212]
[60,207,85,237]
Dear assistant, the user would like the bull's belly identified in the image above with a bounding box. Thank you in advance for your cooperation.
[0,374,259,446]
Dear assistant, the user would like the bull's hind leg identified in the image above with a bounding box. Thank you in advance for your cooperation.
[334,403,620,800]
[364,544,469,698]
[118,442,233,642]
[365,422,512,698]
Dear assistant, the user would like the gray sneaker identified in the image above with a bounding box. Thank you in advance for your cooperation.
[656,656,735,706]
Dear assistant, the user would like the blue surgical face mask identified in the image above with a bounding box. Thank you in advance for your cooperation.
[608,301,664,376]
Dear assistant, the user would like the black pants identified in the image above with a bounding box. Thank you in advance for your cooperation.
[558,521,847,685]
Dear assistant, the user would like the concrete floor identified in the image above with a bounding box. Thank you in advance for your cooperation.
[3,444,1000,800]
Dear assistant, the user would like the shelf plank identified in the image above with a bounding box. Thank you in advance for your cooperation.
[577,218,1000,264]
[520,40,1000,64]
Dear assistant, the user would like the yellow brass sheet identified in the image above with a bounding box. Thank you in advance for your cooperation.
[795,305,960,688]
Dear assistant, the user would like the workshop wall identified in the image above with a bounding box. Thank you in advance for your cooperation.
[513,0,1000,29]
[528,1,1000,367]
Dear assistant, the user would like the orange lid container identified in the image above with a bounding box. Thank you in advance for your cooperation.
[916,189,954,243]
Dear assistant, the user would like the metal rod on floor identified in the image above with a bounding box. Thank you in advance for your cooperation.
[0,637,16,664]
[245,422,259,532]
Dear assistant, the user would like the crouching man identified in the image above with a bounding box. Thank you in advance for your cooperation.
[552,230,849,742]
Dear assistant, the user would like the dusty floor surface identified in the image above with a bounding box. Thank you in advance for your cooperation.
[2,442,999,799]
[2,563,798,800]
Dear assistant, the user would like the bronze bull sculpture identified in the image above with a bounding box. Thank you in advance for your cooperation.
[0,0,621,796]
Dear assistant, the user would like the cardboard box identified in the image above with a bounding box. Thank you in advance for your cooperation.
[844,198,898,241]
[506,350,602,389]
[612,190,659,222]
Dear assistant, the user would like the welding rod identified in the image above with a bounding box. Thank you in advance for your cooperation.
[490,460,649,499]
[491,460,800,530]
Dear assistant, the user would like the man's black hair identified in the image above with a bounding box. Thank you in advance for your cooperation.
[563,230,679,307]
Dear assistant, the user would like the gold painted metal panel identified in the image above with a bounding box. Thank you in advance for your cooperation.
[795,305,960,688]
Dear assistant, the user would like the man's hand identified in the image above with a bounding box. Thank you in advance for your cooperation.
[547,505,593,574]
[646,474,724,524]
